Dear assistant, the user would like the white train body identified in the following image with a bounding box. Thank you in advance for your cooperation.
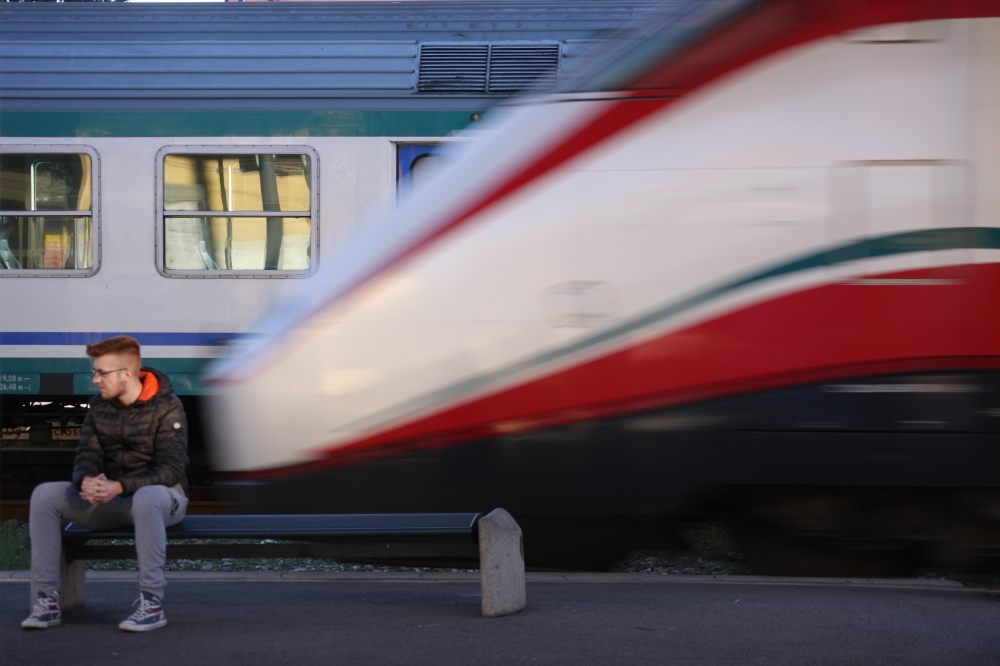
[206,5,1000,572]
[211,11,1000,481]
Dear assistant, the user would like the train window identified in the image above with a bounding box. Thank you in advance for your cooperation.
[157,148,318,277]
[397,143,453,200]
[0,149,99,276]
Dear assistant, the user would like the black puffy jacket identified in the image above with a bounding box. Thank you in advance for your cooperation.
[72,367,190,497]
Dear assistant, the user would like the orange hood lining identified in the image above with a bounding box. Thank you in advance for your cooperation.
[137,370,160,402]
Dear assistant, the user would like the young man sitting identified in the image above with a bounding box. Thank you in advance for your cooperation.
[22,335,190,632]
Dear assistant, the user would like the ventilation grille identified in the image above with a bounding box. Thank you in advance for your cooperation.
[418,44,489,93]
[418,42,560,94]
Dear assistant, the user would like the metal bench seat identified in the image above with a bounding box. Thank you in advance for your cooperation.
[64,513,481,542]
[46,509,526,618]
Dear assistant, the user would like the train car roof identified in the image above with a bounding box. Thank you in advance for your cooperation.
[0,1,661,112]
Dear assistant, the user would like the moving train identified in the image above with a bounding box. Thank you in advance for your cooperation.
[207,0,1000,572]
[0,1,651,484]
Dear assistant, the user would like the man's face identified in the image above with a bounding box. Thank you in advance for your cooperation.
[92,353,133,400]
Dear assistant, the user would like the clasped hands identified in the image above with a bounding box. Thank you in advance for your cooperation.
[80,473,124,504]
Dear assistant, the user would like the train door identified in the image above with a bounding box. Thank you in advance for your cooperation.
[396,143,452,201]
[826,160,970,364]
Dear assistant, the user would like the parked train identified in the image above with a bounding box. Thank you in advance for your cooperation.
[0,1,652,486]
[207,0,1000,572]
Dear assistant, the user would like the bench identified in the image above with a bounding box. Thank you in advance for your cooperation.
[38,508,526,618]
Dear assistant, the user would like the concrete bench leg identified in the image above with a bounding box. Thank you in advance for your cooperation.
[30,548,86,613]
[478,508,526,618]
[60,551,87,613]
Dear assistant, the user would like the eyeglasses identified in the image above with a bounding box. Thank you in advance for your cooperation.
[92,368,128,379]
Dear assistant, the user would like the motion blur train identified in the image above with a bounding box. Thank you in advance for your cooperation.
[0,1,651,484]
[208,0,1000,572]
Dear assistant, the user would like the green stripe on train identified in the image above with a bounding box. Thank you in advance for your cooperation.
[0,358,213,396]
[0,111,481,138]
[327,226,1000,433]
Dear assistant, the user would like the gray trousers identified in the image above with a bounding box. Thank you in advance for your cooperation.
[29,481,188,600]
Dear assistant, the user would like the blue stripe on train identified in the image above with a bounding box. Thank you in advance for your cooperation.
[0,332,242,346]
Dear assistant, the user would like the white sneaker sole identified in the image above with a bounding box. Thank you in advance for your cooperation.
[119,617,167,632]
[21,618,60,629]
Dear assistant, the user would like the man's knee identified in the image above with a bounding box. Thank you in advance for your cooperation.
[131,485,172,514]
[30,481,75,508]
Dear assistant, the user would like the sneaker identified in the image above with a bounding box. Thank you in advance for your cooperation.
[118,591,167,632]
[21,590,61,629]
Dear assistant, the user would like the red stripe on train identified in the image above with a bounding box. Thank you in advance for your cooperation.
[230,261,1000,480]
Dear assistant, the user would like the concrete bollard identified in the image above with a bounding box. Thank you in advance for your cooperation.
[30,548,85,613]
[478,508,526,618]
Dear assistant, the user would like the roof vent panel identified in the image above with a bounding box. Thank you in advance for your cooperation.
[418,42,561,95]
[487,43,560,93]
[417,44,488,93]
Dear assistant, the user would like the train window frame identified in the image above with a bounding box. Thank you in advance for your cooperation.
[0,145,101,278]
[155,145,319,279]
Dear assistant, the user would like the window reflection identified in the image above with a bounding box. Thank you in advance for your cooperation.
[0,217,93,270]
[162,153,313,273]
[0,153,94,272]
[163,154,310,213]
[165,217,310,271]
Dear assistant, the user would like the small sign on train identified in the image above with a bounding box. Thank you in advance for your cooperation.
[0,374,39,394]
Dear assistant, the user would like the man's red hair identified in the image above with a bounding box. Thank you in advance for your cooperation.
[86,336,142,363]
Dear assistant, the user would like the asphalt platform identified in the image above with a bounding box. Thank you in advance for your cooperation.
[2,571,999,665]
